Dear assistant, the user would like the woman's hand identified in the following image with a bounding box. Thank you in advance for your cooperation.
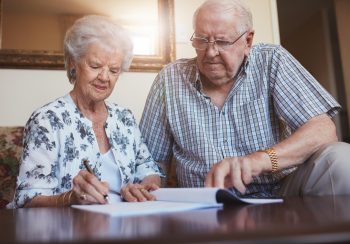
[121,174,161,202]
[121,183,159,202]
[71,170,110,205]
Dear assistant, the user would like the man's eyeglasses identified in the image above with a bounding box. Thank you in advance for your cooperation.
[190,31,247,52]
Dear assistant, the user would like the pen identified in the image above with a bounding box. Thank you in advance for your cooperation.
[83,159,109,201]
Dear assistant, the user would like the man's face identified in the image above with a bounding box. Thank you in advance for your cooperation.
[193,8,253,88]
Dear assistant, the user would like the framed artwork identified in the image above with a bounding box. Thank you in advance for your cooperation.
[0,0,175,72]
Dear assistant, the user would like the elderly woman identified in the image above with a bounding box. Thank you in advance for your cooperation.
[9,15,162,208]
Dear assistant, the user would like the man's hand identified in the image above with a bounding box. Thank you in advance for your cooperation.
[205,152,271,193]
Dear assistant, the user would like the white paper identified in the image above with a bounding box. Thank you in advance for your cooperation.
[72,201,220,216]
[237,197,283,204]
[71,188,282,216]
[152,187,221,204]
[152,188,283,205]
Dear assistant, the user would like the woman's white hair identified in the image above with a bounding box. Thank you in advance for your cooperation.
[64,15,133,83]
[192,0,253,33]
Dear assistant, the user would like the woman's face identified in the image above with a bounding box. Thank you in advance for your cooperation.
[72,43,124,103]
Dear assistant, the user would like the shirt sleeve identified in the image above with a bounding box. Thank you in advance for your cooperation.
[11,110,60,208]
[270,45,341,131]
[126,110,165,182]
[139,71,174,162]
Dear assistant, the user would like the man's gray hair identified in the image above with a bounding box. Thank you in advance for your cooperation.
[64,15,133,83]
[193,0,253,33]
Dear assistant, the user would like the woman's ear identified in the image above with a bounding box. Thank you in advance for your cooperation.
[70,68,76,77]
[68,61,77,83]
[68,60,77,73]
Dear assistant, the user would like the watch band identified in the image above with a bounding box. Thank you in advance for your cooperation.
[259,147,278,173]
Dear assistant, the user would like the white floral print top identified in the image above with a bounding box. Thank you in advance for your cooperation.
[10,94,162,208]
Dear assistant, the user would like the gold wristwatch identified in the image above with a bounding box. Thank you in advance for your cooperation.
[259,147,278,173]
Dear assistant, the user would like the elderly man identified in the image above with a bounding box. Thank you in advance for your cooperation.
[140,0,350,198]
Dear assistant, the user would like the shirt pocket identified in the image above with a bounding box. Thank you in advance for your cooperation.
[230,97,272,153]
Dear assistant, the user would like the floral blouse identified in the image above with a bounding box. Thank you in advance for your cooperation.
[10,94,162,208]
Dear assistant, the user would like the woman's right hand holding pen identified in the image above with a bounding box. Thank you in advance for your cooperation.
[69,161,161,205]
[71,169,110,205]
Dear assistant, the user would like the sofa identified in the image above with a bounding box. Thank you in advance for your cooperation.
[0,126,24,208]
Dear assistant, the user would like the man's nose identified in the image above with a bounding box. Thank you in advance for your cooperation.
[205,42,219,57]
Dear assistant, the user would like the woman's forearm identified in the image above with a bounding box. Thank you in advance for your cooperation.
[141,174,161,187]
[24,191,74,208]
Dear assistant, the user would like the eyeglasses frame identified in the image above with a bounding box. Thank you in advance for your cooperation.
[190,31,248,51]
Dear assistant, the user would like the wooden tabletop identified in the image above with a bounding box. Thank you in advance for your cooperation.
[1,195,350,243]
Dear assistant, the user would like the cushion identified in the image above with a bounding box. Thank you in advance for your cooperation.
[0,126,24,208]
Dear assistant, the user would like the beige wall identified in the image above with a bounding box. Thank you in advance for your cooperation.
[0,0,279,126]
[334,0,350,129]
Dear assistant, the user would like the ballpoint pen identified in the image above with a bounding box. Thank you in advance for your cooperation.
[83,159,109,201]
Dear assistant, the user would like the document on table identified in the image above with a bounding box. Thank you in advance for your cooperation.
[72,201,221,217]
[71,188,282,216]
[152,188,284,205]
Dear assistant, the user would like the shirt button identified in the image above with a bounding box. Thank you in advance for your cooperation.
[222,111,225,115]
[223,139,228,143]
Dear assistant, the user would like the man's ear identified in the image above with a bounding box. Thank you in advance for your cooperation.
[246,30,254,47]
[244,30,255,55]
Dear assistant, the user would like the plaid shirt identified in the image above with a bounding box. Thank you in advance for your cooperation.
[140,44,341,197]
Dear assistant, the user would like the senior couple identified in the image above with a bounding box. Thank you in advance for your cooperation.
[9,0,350,208]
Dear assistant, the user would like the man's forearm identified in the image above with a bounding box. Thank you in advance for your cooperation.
[272,113,338,170]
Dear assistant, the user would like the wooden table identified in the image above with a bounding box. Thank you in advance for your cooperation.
[1,196,350,243]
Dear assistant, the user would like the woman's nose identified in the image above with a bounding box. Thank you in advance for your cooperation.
[97,68,109,81]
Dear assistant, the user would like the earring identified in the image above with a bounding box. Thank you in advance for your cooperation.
[70,68,76,77]
[70,68,76,82]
